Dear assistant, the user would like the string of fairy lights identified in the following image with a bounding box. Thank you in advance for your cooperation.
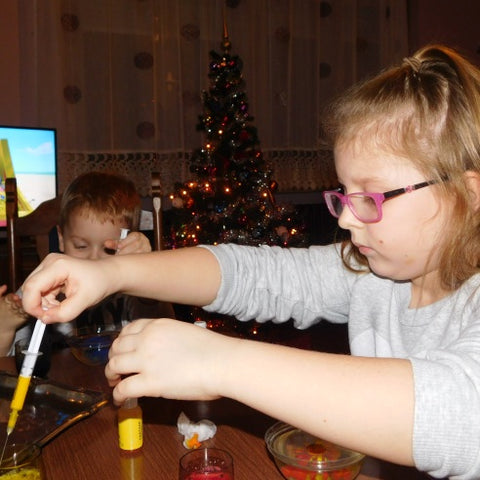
[164,23,305,249]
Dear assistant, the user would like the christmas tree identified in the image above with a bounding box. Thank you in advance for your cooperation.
[165,28,305,249]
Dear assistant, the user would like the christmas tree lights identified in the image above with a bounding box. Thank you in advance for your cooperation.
[165,28,305,249]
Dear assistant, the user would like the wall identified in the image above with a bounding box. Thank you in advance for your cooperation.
[408,0,480,64]
[2,1,480,125]
[0,1,21,125]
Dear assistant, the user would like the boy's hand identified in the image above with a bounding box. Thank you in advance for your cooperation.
[105,232,152,255]
[0,284,28,329]
[0,284,29,356]
[105,318,232,404]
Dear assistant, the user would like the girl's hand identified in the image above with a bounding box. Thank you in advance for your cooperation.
[105,232,152,255]
[21,253,115,323]
[105,318,235,404]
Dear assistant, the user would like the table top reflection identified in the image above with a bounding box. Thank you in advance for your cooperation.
[0,346,430,480]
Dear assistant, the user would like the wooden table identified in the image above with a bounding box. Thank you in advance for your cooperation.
[0,348,430,479]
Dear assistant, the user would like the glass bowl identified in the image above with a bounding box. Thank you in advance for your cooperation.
[66,326,119,366]
[265,422,365,480]
[0,443,45,479]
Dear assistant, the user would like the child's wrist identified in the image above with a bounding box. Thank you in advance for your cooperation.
[207,335,242,398]
[107,255,133,294]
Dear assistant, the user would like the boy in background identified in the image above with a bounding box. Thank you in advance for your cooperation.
[0,171,174,354]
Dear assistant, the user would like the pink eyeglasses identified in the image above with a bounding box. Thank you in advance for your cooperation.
[322,180,437,223]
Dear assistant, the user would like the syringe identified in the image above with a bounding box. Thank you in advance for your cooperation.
[118,228,129,250]
[0,319,46,464]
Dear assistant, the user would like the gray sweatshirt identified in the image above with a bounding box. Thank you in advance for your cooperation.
[201,243,480,480]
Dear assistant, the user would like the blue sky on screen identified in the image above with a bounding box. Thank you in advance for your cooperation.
[0,127,56,175]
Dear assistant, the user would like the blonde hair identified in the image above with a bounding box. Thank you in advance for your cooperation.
[59,171,141,232]
[322,45,480,290]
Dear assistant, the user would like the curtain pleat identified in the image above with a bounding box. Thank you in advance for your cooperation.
[18,0,408,195]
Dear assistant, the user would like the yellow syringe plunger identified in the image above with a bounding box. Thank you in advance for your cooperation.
[7,375,32,434]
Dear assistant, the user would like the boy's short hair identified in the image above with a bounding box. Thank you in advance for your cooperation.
[59,171,141,231]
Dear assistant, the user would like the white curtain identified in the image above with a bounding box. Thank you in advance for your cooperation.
[18,0,408,195]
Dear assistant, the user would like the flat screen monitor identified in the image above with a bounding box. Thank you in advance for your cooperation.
[0,125,57,227]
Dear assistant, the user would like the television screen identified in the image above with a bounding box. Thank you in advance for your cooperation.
[0,125,57,227]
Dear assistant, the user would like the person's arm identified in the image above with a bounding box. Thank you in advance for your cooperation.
[21,247,221,323]
[105,318,414,466]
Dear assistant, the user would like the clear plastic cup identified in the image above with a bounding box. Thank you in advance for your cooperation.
[179,447,234,480]
[14,338,51,378]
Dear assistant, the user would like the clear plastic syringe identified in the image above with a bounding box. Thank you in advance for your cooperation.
[0,319,46,464]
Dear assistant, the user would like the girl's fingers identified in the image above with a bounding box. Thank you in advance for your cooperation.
[112,374,144,405]
[118,318,151,336]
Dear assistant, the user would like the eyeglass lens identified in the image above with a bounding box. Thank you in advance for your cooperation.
[327,193,380,222]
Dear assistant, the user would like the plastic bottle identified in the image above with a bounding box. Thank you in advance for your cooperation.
[118,398,143,452]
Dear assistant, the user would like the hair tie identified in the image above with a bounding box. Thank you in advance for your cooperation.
[403,56,421,73]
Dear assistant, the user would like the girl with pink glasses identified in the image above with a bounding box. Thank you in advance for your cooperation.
[22,45,480,479]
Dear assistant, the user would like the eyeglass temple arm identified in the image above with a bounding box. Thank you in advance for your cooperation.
[383,180,436,200]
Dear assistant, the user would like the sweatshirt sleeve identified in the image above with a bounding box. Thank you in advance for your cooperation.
[410,312,480,479]
[199,243,355,328]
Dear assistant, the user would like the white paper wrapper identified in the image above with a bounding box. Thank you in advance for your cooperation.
[177,411,217,449]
